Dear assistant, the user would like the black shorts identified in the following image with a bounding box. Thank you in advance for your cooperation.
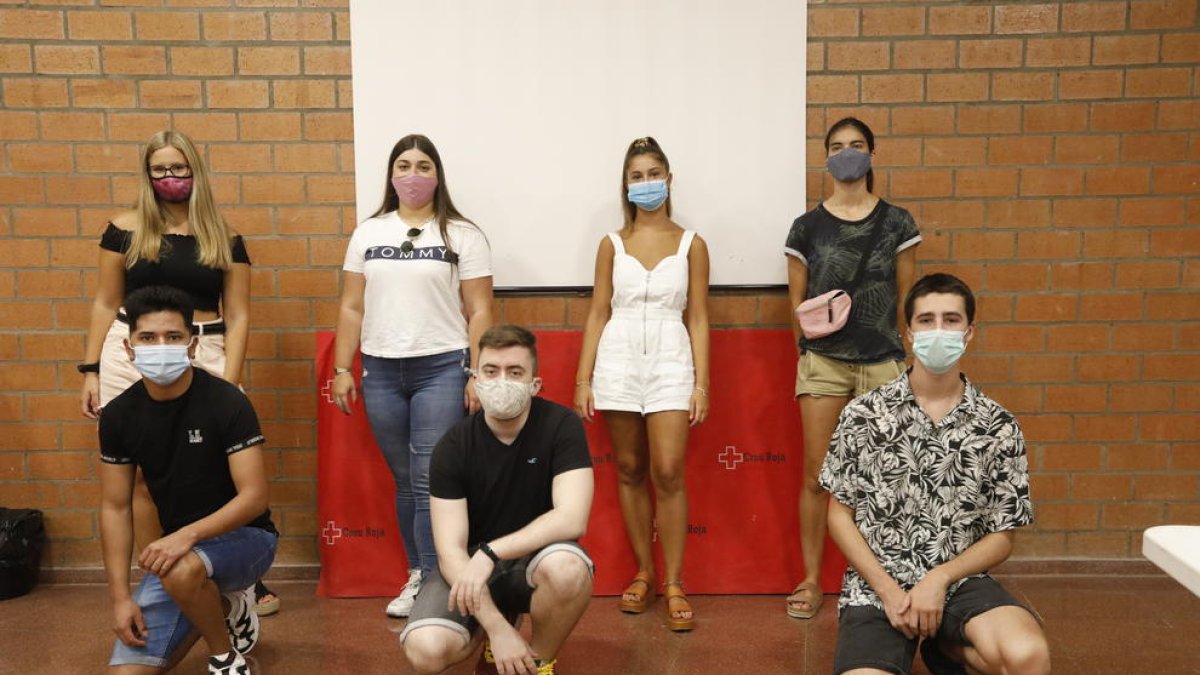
[398,541,593,644]
[832,576,1031,675]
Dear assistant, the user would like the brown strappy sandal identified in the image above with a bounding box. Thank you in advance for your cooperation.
[663,581,695,632]
[786,581,823,619]
[619,572,656,614]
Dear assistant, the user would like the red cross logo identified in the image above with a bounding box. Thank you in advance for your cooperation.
[718,446,744,470]
[321,521,343,546]
[320,379,335,404]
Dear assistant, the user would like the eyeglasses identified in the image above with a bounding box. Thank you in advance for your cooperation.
[148,164,192,179]
[399,227,422,253]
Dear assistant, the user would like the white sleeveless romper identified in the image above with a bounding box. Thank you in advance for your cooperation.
[592,230,696,414]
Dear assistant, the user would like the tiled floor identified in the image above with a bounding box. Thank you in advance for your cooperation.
[1,576,1198,674]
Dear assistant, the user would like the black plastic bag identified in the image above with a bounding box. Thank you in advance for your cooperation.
[0,508,45,600]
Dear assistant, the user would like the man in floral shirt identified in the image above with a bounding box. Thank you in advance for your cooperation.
[820,274,1050,675]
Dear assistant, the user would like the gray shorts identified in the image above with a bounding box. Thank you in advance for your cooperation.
[398,541,593,644]
[833,576,1032,675]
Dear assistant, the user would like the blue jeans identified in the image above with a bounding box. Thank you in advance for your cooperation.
[110,526,277,667]
[361,349,467,577]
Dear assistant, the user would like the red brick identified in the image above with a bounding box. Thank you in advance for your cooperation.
[242,175,305,205]
[274,143,336,172]
[960,39,1022,69]
[277,268,337,297]
[1102,503,1163,529]
[1063,2,1127,31]
[988,136,1052,165]
[1152,166,1200,194]
[170,46,234,76]
[13,207,78,237]
[957,105,1021,134]
[1080,292,1142,320]
[20,332,81,360]
[861,74,922,103]
[0,176,44,205]
[920,200,984,230]
[1024,103,1088,133]
[0,45,32,74]
[1026,37,1091,67]
[986,262,1049,291]
[0,9,65,39]
[302,112,352,141]
[1130,0,1197,28]
[927,73,988,103]
[1046,324,1110,353]
[807,75,859,105]
[305,175,354,203]
[1134,474,1198,500]
[206,80,269,109]
[1051,262,1112,290]
[1056,135,1119,165]
[993,72,1055,101]
[1021,168,1084,197]
[981,325,1045,352]
[1146,293,1200,320]
[108,112,171,140]
[71,79,136,108]
[861,7,924,35]
[270,10,332,40]
[102,45,166,75]
[929,6,991,35]
[238,46,300,75]
[1146,355,1200,384]
[1052,198,1117,228]
[981,385,1043,414]
[137,80,202,109]
[1021,414,1074,442]
[272,79,336,108]
[893,41,956,70]
[827,42,889,72]
[208,143,272,173]
[1142,414,1200,440]
[707,296,756,326]
[1059,70,1124,100]
[46,175,111,204]
[40,111,103,141]
[1015,294,1077,322]
[959,353,1009,384]
[1093,35,1160,65]
[1163,33,1200,63]
[1116,261,1180,289]
[277,206,339,235]
[303,46,349,75]
[1149,229,1200,257]
[203,11,267,40]
[1121,133,1189,163]
[34,45,99,75]
[1078,354,1142,383]
[29,451,92,478]
[67,10,131,39]
[1085,167,1150,196]
[1108,444,1169,470]
[134,11,198,40]
[955,169,1019,197]
[919,138,982,167]
[996,3,1059,33]
[239,112,302,141]
[1011,353,1073,382]
[17,270,82,298]
[1038,503,1099,531]
[1073,474,1132,501]
[1042,444,1104,471]
[808,7,858,37]
[1125,67,1191,98]
[8,143,72,173]
[1065,533,1130,557]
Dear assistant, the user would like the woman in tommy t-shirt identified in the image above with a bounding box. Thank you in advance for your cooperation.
[77,130,282,614]
[332,134,493,618]
[783,117,921,620]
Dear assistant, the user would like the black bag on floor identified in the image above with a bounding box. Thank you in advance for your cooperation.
[0,508,45,600]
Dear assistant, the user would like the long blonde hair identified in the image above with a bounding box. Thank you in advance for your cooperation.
[127,130,232,270]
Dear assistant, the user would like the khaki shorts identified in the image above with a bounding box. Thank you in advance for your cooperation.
[99,316,228,406]
[794,350,904,399]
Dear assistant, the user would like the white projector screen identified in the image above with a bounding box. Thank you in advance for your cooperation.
[349,0,806,289]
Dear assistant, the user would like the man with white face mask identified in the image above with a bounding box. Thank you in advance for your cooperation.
[99,286,276,675]
[819,274,1050,675]
[401,325,594,675]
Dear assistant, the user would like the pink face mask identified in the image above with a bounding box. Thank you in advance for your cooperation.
[152,177,193,203]
[391,175,438,209]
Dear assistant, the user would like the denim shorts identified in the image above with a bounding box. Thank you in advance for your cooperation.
[832,576,1029,675]
[398,542,594,645]
[109,526,277,668]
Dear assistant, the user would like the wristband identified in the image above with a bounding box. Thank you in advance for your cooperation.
[77,362,100,374]
[334,367,351,375]
[477,542,500,563]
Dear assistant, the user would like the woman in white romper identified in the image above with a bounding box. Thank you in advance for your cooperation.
[575,137,710,632]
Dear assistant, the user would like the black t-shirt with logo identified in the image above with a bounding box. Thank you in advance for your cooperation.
[429,397,592,548]
[99,369,275,536]
[784,199,922,363]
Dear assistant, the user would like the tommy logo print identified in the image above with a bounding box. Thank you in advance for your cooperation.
[188,429,204,444]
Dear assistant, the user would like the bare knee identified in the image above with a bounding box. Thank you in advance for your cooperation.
[403,628,464,675]
[615,454,648,487]
[158,552,206,598]
[650,461,685,495]
[532,552,592,599]
[999,632,1051,675]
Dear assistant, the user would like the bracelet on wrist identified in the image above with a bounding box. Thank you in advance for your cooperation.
[694,386,708,395]
[77,362,100,374]
[477,541,501,563]
[575,381,591,387]
[334,367,351,376]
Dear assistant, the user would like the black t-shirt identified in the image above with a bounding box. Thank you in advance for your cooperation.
[99,369,275,536]
[784,199,922,363]
[429,397,592,548]
[99,223,251,312]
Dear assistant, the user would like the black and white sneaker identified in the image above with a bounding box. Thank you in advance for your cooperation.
[223,585,261,655]
[208,650,249,675]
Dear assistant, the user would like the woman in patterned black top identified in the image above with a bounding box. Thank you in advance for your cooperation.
[783,118,922,619]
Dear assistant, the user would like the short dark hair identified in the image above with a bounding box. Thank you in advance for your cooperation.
[478,324,538,373]
[904,273,976,326]
[124,285,194,334]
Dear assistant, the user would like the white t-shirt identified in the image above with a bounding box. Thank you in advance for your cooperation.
[343,212,491,358]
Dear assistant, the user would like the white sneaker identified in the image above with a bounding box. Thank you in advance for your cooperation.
[385,569,423,618]
[208,650,249,674]
[223,585,261,654]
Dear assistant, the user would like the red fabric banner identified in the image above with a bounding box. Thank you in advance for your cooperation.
[315,330,846,597]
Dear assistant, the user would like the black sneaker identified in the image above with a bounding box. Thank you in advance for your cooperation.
[920,637,967,675]
[223,586,261,654]
[208,651,249,675]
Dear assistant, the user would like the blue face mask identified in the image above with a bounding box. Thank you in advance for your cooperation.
[826,147,872,182]
[627,179,668,211]
[132,344,193,386]
[912,329,966,374]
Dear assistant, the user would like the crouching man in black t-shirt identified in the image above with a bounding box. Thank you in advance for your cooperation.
[400,325,595,675]
[99,286,276,675]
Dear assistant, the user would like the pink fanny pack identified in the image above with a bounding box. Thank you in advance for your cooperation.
[795,290,851,339]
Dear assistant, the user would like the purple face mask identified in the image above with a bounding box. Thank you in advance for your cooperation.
[152,177,193,203]
[826,147,872,183]
[391,174,438,209]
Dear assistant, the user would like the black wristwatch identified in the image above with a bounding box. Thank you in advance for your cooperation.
[77,362,100,374]
[477,542,500,564]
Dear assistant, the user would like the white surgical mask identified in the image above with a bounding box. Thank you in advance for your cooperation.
[912,329,966,374]
[474,378,536,420]
[132,344,192,385]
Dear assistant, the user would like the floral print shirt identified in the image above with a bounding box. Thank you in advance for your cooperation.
[819,372,1033,611]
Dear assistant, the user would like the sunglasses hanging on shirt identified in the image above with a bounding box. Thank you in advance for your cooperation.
[399,227,422,253]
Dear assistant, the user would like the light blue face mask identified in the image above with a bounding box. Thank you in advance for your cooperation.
[132,344,193,386]
[912,329,966,374]
[627,179,669,211]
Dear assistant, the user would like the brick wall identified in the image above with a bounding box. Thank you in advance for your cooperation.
[0,0,1196,569]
